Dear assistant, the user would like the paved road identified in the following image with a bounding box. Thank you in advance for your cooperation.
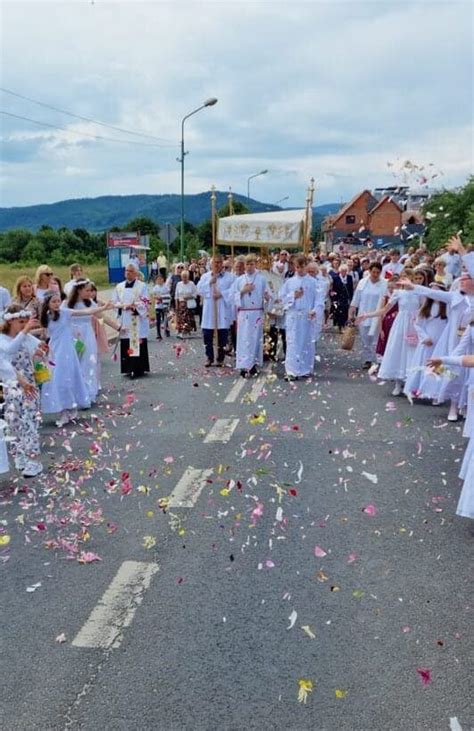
[1,330,472,730]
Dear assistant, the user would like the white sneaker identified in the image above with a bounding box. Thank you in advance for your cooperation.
[55,411,70,428]
[14,455,27,471]
[22,461,43,478]
[391,382,403,396]
[447,405,458,422]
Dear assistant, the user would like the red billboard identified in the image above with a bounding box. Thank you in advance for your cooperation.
[107,231,139,248]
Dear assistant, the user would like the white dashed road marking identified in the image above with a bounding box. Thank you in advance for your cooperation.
[204,418,239,443]
[72,561,159,650]
[168,467,214,508]
[224,378,247,403]
[249,376,266,403]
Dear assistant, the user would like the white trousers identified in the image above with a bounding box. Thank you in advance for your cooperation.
[359,326,377,362]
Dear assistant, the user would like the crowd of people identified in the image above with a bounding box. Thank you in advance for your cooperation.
[0,237,471,523]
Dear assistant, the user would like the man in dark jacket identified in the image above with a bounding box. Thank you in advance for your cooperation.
[329,263,354,331]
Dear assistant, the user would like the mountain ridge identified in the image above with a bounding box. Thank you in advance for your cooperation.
[0,192,340,232]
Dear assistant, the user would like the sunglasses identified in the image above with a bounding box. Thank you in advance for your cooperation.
[45,272,53,276]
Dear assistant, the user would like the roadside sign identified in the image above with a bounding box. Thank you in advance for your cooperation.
[160,223,178,246]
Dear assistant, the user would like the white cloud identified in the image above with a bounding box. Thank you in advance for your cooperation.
[0,0,472,210]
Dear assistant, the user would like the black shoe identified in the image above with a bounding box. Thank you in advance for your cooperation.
[362,361,372,370]
[205,360,214,368]
[165,331,170,337]
[215,361,225,368]
[156,336,162,340]
[249,365,258,377]
[240,369,249,378]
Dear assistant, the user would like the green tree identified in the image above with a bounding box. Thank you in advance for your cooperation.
[125,217,159,236]
[22,239,47,263]
[217,200,249,217]
[423,177,474,250]
[0,229,32,262]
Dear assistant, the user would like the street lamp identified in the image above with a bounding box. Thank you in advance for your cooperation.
[247,169,268,208]
[275,196,289,206]
[178,97,218,261]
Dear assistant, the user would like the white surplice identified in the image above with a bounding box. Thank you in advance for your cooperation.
[197,271,234,329]
[112,279,150,339]
[233,272,272,370]
[281,274,317,376]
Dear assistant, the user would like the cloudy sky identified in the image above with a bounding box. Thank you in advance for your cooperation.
[0,0,472,209]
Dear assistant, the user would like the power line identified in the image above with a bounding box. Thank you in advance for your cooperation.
[0,109,176,148]
[0,86,175,144]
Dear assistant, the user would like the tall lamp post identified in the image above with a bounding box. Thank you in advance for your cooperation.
[247,169,268,208]
[178,97,218,261]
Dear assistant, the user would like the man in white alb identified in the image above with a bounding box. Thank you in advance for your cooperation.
[280,254,317,381]
[196,255,234,367]
[233,254,272,378]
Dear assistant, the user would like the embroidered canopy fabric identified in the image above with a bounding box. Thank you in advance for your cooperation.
[217,209,308,248]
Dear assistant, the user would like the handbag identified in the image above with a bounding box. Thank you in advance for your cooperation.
[186,298,197,309]
[341,324,356,351]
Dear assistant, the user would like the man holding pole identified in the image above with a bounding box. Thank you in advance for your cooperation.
[197,255,234,367]
[233,254,272,377]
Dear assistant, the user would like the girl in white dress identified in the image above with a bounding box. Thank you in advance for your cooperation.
[66,279,101,403]
[358,271,423,395]
[403,285,448,399]
[401,277,474,420]
[40,292,110,427]
[428,348,474,520]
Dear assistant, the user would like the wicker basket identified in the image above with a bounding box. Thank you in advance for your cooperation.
[341,324,356,351]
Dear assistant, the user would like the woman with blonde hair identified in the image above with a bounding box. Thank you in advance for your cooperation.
[12,275,40,319]
[34,265,55,301]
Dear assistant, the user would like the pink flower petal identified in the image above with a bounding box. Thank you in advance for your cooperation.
[363,504,378,517]
[314,545,327,558]
[416,668,432,686]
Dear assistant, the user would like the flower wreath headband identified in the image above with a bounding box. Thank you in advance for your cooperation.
[3,309,33,321]
[72,278,91,288]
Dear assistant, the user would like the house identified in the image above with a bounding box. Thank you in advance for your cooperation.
[322,189,408,250]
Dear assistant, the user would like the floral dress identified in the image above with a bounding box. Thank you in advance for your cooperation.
[0,333,41,468]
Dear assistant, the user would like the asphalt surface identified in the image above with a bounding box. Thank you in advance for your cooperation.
[0,328,472,731]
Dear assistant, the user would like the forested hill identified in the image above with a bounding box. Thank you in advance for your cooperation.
[0,192,339,232]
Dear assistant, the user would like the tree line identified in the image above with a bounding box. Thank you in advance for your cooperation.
[0,200,250,266]
[0,179,471,265]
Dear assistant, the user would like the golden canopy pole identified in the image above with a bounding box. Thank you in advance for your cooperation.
[210,185,219,353]
[211,185,217,258]
[228,188,234,259]
[303,177,316,256]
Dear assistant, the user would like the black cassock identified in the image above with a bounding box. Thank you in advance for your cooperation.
[119,280,150,377]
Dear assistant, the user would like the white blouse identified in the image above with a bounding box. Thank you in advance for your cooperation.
[175,281,198,301]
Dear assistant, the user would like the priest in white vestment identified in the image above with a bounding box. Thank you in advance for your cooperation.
[281,255,318,380]
[112,263,150,377]
[233,255,272,377]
